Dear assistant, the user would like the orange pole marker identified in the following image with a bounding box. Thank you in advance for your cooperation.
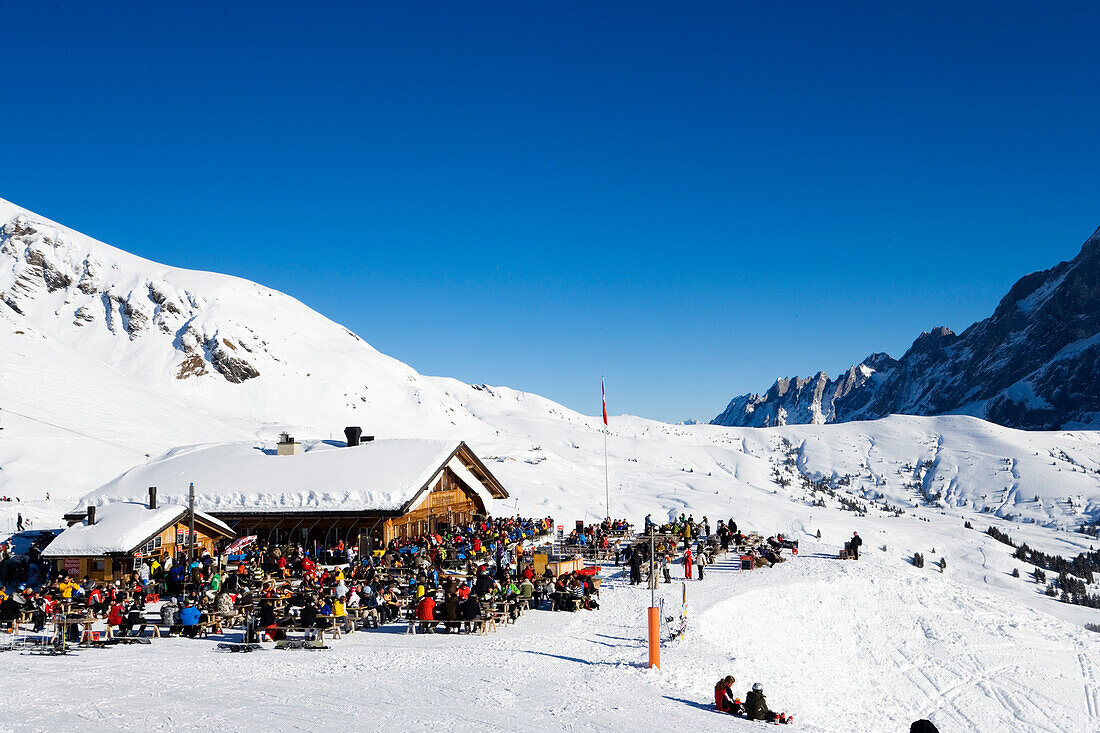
[647,606,661,669]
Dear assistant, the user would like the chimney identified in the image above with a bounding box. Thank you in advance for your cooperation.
[277,431,302,456]
[149,486,157,510]
[344,426,362,447]
[87,505,96,525]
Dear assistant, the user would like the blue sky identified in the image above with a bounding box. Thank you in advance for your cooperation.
[3,2,1098,421]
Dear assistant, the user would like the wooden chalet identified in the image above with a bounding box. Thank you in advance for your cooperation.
[42,495,234,582]
[81,434,510,554]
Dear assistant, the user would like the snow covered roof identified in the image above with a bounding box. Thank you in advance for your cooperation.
[41,502,233,558]
[79,438,507,515]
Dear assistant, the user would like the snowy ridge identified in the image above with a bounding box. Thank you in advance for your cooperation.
[714,227,1100,430]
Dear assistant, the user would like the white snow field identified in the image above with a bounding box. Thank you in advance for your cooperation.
[1,547,1097,732]
[2,196,1099,731]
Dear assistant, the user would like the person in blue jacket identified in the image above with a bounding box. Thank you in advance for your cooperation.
[168,564,186,596]
[179,598,202,638]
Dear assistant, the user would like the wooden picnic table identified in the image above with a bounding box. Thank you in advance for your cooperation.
[315,614,346,638]
[50,616,101,645]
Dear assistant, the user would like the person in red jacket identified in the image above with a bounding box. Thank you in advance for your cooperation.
[714,676,742,714]
[86,585,107,616]
[415,595,436,634]
[683,547,694,580]
[106,600,124,633]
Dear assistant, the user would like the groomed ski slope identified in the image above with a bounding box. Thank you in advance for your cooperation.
[4,542,1097,732]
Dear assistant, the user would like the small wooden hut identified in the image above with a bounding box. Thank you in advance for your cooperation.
[42,498,234,582]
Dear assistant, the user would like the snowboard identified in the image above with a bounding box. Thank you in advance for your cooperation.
[275,639,328,650]
[218,642,262,653]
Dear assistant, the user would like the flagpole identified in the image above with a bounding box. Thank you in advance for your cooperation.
[602,377,610,520]
[604,427,609,519]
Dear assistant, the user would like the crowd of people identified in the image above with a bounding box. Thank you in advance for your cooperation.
[621,512,801,585]
[563,517,632,552]
[0,514,613,642]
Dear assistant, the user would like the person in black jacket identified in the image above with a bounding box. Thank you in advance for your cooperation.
[299,598,318,628]
[628,548,644,585]
[850,531,863,560]
[257,599,280,641]
[744,683,790,724]
[0,594,22,629]
[474,570,493,598]
[441,593,459,633]
[744,683,771,721]
[459,594,480,633]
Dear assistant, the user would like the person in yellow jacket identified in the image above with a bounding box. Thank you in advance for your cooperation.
[59,577,80,600]
[332,596,351,633]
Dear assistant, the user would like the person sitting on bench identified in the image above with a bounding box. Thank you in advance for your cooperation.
[299,597,320,638]
[415,594,436,633]
[440,592,459,633]
[258,599,282,641]
[459,593,480,632]
[179,598,202,638]
[160,600,182,636]
[120,595,148,637]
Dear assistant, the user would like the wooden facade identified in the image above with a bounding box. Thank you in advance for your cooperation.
[386,467,482,541]
[212,446,507,554]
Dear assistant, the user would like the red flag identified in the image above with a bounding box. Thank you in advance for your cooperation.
[602,378,608,426]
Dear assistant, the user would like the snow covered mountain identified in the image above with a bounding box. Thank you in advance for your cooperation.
[0,196,511,500]
[0,194,1098,535]
[3,197,1100,731]
[714,227,1100,430]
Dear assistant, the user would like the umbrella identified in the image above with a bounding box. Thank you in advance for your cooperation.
[225,535,258,554]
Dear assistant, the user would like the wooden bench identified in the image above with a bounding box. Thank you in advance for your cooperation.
[272,625,334,642]
[469,616,498,635]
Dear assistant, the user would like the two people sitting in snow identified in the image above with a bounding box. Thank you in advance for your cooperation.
[714,676,792,724]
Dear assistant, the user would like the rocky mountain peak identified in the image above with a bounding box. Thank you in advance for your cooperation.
[714,226,1100,430]
[0,205,263,384]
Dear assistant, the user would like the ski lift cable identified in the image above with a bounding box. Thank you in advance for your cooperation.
[0,406,151,458]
